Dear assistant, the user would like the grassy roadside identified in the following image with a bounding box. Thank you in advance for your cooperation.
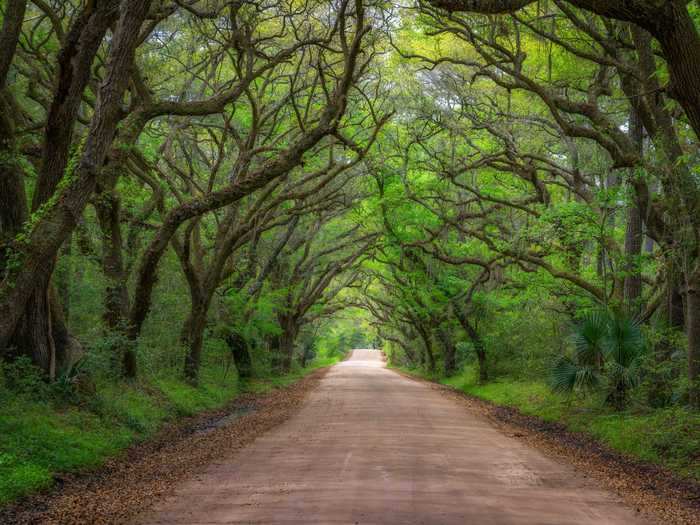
[0,354,340,506]
[393,365,700,482]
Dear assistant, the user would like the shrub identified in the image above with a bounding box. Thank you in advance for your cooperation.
[551,309,645,409]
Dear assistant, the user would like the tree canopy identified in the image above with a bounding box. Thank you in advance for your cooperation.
[1,0,699,413]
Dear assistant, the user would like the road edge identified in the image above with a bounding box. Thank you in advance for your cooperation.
[0,366,332,525]
[392,367,700,525]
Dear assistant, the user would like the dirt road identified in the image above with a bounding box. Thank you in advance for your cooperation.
[137,349,649,524]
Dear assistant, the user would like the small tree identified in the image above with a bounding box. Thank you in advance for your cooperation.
[552,310,645,410]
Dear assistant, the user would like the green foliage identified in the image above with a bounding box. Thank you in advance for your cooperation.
[439,367,700,481]
[552,310,645,409]
[0,343,335,505]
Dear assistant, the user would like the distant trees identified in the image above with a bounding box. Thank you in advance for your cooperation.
[1,0,698,411]
[424,0,700,411]
[361,0,699,409]
[0,0,383,383]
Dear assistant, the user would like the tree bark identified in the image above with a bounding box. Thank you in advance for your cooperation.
[437,326,457,376]
[456,311,488,382]
[278,318,298,373]
[0,92,28,265]
[0,0,26,87]
[416,324,436,372]
[0,0,152,357]
[624,108,643,313]
[3,1,122,377]
[0,0,28,284]
[226,330,253,378]
[183,302,209,384]
[94,184,139,376]
[468,328,488,382]
[428,1,700,139]
[652,4,700,141]
[686,270,700,409]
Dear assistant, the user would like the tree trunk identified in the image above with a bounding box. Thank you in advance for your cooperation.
[666,269,686,330]
[268,334,283,372]
[624,108,643,314]
[183,303,209,384]
[685,271,700,409]
[12,279,80,376]
[94,186,135,376]
[299,344,312,368]
[653,4,700,141]
[55,235,73,322]
[437,326,457,376]
[466,321,488,382]
[278,320,298,373]
[416,325,436,372]
[647,265,686,406]
[0,93,28,247]
[0,0,152,356]
[226,329,252,379]
[0,1,27,88]
[2,1,122,377]
[455,310,488,382]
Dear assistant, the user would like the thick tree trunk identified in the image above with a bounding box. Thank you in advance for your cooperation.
[437,326,457,376]
[299,344,313,368]
[182,303,209,384]
[0,0,26,82]
[0,0,28,273]
[666,268,686,330]
[0,93,28,272]
[647,265,686,406]
[0,0,152,356]
[278,320,298,373]
[2,2,122,377]
[268,334,283,372]
[653,5,700,141]
[466,321,488,383]
[94,187,135,376]
[624,205,643,311]
[8,282,55,377]
[33,1,119,209]
[226,330,253,378]
[55,235,73,322]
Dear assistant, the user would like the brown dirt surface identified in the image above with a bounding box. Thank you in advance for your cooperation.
[0,368,329,525]
[135,350,661,524]
[398,370,700,525]
[6,352,697,524]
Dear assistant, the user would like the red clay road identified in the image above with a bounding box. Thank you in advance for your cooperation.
[136,349,649,524]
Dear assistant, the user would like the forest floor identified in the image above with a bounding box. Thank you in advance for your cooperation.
[0,366,332,524]
[133,350,679,524]
[4,350,697,524]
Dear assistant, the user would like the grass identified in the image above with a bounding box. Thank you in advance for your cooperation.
[0,352,341,506]
[240,356,340,394]
[397,365,700,482]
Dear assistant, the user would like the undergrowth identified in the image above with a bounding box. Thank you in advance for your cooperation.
[396,365,700,482]
[0,350,340,505]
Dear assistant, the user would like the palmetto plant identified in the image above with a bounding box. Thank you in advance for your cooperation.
[552,310,645,409]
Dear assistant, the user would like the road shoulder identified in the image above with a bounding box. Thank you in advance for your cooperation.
[0,368,330,525]
[393,368,700,525]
